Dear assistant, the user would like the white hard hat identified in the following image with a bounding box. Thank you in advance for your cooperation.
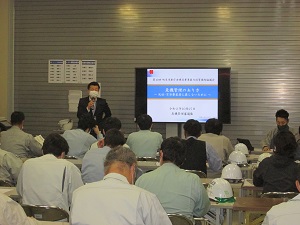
[221,164,243,183]
[228,150,248,167]
[257,153,272,166]
[235,143,249,155]
[58,119,73,131]
[207,178,235,203]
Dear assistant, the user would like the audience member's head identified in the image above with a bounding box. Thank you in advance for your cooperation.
[161,137,186,166]
[78,114,96,132]
[11,111,25,126]
[104,128,126,148]
[183,119,202,138]
[43,133,69,157]
[102,117,122,133]
[273,131,297,158]
[205,118,223,135]
[136,114,152,130]
[104,146,137,184]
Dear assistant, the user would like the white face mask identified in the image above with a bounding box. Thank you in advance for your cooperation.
[89,91,98,99]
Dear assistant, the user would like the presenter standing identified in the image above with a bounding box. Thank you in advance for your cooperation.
[77,81,112,132]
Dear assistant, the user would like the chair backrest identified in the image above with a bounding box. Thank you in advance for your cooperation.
[261,192,298,200]
[64,155,78,159]
[194,217,209,225]
[185,170,207,178]
[137,157,158,162]
[21,204,69,221]
[168,214,193,225]
[0,180,13,187]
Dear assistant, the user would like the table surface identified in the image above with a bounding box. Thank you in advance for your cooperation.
[233,197,285,212]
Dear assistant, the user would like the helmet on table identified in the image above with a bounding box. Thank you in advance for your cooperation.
[257,153,272,166]
[235,143,249,155]
[221,164,243,183]
[228,150,248,167]
[207,178,235,203]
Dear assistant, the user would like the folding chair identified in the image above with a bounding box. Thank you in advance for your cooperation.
[260,191,298,200]
[185,170,207,178]
[137,157,158,161]
[168,214,193,225]
[21,204,69,221]
[64,155,78,159]
[0,180,13,187]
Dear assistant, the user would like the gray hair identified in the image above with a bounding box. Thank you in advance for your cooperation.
[104,146,137,173]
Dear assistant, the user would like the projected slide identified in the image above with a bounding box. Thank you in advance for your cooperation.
[147,68,218,122]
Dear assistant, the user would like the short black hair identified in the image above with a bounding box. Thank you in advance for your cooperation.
[136,114,152,130]
[104,128,126,147]
[161,137,186,166]
[275,109,289,120]
[205,118,223,135]
[183,119,202,137]
[87,81,100,90]
[274,131,297,158]
[43,133,69,156]
[102,117,122,133]
[11,111,25,125]
[78,114,96,131]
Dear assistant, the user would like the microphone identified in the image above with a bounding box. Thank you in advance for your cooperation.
[90,97,96,110]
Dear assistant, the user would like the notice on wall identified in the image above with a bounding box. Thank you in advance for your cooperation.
[65,60,81,83]
[68,90,82,112]
[81,60,97,83]
[48,60,65,83]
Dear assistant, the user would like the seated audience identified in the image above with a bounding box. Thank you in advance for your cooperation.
[136,137,210,222]
[0,148,23,186]
[253,131,298,193]
[261,109,297,151]
[70,146,171,225]
[181,119,222,175]
[126,114,163,158]
[81,128,126,183]
[0,111,42,158]
[0,193,38,225]
[262,164,300,225]
[199,118,234,162]
[62,113,102,158]
[17,133,83,212]
[90,116,124,149]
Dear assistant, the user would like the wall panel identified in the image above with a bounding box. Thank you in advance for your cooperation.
[14,0,300,147]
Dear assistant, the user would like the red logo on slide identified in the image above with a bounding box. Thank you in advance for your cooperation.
[149,70,154,74]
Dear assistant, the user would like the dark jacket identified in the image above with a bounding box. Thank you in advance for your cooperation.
[77,96,111,127]
[180,138,207,174]
[253,154,298,193]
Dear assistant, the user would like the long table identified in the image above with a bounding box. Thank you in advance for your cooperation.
[233,197,286,225]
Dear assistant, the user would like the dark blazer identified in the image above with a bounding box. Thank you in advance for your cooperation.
[77,96,112,127]
[180,138,207,174]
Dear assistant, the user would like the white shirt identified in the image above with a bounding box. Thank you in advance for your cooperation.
[262,194,300,225]
[81,146,111,184]
[62,129,99,158]
[0,193,38,225]
[70,173,172,225]
[17,154,84,212]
